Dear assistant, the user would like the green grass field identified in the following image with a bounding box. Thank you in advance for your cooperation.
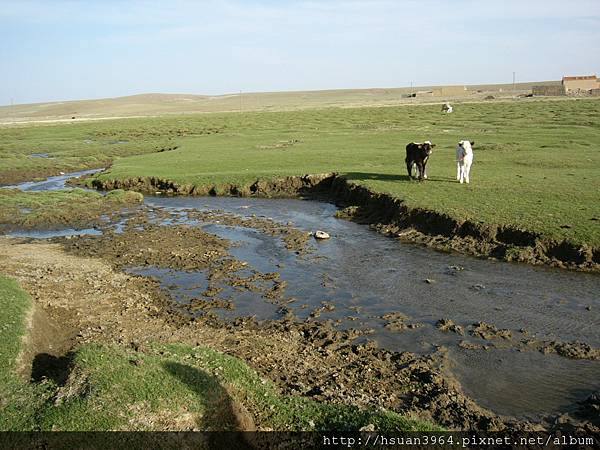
[1,98,599,246]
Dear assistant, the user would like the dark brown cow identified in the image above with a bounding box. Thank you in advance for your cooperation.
[405,141,436,180]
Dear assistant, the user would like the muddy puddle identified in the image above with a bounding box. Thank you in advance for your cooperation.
[4,171,600,423]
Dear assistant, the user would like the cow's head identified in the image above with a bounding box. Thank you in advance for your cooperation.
[423,140,436,155]
[458,140,474,153]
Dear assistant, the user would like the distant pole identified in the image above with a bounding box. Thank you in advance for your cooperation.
[239,90,242,113]
[512,72,516,91]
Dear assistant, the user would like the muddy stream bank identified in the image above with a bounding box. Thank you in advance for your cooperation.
[2,170,600,431]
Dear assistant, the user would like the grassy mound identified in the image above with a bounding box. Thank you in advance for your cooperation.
[0,188,143,231]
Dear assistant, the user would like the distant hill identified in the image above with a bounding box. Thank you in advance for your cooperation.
[0,81,560,124]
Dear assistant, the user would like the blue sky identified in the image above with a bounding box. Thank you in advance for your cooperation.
[1,0,599,105]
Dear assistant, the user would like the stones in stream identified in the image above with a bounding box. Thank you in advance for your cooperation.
[470,322,512,340]
[436,318,465,335]
[313,230,330,240]
[381,312,422,332]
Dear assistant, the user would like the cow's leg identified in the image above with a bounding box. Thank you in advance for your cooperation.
[459,163,465,183]
[406,161,414,179]
[423,164,428,179]
[456,163,461,180]
[465,162,471,183]
[417,162,425,180]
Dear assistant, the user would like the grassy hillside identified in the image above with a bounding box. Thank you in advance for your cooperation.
[1,98,598,246]
[0,81,559,123]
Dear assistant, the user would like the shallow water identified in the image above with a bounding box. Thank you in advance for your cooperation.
[143,195,600,419]
[5,170,600,420]
[1,168,103,191]
[8,228,102,239]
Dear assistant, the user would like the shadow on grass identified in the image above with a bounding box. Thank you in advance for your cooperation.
[31,352,74,386]
[344,171,411,182]
[344,171,456,184]
[163,361,254,447]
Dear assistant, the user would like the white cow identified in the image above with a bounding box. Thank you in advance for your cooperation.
[442,102,453,113]
[456,140,474,184]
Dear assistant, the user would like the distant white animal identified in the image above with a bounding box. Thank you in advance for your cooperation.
[442,102,453,113]
[456,140,474,184]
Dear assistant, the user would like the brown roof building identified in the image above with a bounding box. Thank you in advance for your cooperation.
[562,75,600,92]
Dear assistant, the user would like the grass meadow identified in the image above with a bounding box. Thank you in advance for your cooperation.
[1,98,599,245]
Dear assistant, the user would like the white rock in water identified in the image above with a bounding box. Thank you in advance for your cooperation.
[314,230,330,239]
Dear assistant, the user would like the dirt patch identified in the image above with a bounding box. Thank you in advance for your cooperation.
[88,173,600,272]
[576,391,600,427]
[63,224,231,271]
[60,223,293,311]
[184,210,311,254]
[16,301,74,381]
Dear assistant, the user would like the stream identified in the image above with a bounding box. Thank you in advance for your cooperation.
[4,170,600,422]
